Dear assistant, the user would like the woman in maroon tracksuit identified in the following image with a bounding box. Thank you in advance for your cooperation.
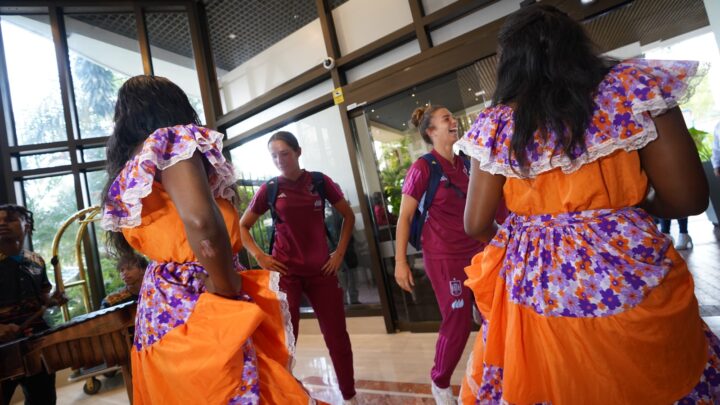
[395,105,504,404]
[240,131,357,404]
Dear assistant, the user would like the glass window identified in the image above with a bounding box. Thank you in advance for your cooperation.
[230,107,381,308]
[225,79,333,139]
[20,151,72,171]
[352,57,496,326]
[82,146,107,162]
[206,0,326,113]
[345,40,421,83]
[430,1,519,46]
[23,175,87,324]
[65,12,143,139]
[0,15,67,146]
[145,12,205,122]
[422,0,457,14]
[85,170,107,206]
[83,171,122,296]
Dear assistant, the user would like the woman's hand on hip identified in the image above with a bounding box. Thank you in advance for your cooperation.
[321,251,344,276]
[256,253,288,275]
[394,260,414,293]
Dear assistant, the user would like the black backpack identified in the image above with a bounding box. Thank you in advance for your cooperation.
[408,153,471,250]
[265,171,327,254]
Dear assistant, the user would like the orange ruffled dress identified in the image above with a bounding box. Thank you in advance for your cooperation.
[455,59,720,404]
[101,124,320,404]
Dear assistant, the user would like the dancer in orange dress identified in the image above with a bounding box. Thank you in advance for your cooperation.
[456,4,719,404]
[101,76,321,404]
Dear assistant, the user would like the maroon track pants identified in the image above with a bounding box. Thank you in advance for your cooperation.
[424,255,474,389]
[280,273,356,400]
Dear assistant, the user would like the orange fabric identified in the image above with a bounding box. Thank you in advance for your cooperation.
[124,181,320,404]
[132,272,316,405]
[503,149,648,215]
[122,181,243,263]
[460,151,709,404]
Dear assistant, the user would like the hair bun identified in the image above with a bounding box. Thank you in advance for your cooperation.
[410,107,425,128]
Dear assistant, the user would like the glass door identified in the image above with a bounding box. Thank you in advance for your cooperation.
[351,55,497,331]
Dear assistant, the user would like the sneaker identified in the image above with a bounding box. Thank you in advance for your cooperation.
[431,381,455,405]
[675,233,693,250]
[343,396,359,405]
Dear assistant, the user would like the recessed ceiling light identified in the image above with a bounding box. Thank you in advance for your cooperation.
[581,0,595,4]
[228,33,237,39]
[411,93,416,97]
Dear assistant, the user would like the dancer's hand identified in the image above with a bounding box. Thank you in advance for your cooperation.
[202,271,243,298]
[321,251,344,276]
[256,253,288,275]
[394,260,414,292]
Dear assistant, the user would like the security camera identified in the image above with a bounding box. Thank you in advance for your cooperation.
[322,57,335,70]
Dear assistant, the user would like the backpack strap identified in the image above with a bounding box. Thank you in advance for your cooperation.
[265,177,280,254]
[461,154,471,173]
[419,153,444,215]
[309,171,338,246]
[309,171,327,204]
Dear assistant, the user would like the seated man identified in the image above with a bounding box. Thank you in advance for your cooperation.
[100,254,147,309]
[0,204,65,405]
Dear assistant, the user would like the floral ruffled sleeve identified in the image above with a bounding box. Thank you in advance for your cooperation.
[101,124,236,232]
[456,59,701,179]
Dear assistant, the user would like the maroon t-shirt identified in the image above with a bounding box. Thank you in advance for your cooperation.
[249,171,344,275]
[402,150,484,259]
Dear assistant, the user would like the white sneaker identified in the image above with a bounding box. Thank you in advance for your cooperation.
[343,396,358,405]
[431,381,455,405]
[675,233,693,250]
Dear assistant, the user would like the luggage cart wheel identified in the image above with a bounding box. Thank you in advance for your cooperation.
[83,377,101,395]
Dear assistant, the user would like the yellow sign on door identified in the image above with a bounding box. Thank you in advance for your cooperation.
[333,87,344,105]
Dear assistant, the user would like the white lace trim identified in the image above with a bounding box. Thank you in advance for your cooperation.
[101,125,236,232]
[464,350,479,397]
[267,270,297,370]
[456,126,658,179]
[457,60,704,180]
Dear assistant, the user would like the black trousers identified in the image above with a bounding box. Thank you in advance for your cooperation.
[1,371,56,405]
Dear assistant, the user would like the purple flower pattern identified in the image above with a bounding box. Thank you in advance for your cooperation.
[493,208,671,317]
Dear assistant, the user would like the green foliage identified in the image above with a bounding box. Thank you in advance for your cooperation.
[689,127,713,162]
[71,54,125,138]
[235,184,271,268]
[378,137,413,214]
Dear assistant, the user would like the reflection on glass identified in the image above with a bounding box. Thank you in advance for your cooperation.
[1,16,67,145]
[65,13,142,139]
[84,171,122,302]
[355,57,495,327]
[145,12,205,122]
[229,107,380,307]
[85,170,107,206]
[24,175,86,324]
[82,147,106,162]
[20,151,71,170]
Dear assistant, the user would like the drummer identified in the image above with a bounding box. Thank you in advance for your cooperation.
[0,203,66,404]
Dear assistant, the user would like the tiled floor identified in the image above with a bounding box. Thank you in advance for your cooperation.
[10,216,720,404]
